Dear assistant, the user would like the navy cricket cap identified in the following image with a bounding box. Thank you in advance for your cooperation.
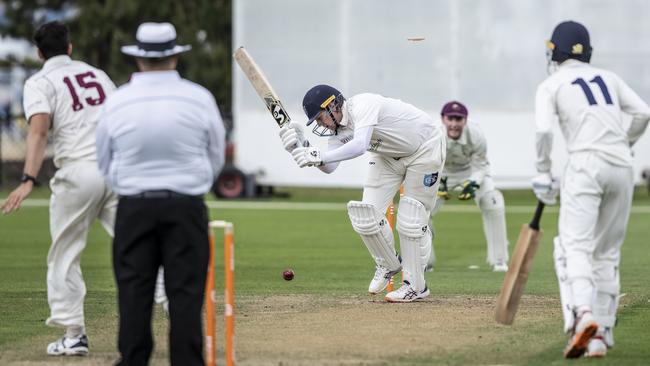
[440,101,468,118]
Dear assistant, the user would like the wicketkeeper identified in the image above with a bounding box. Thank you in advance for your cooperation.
[430,101,510,272]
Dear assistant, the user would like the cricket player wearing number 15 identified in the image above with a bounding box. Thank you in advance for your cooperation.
[1,21,169,357]
[533,21,650,358]
[0,21,116,356]
[279,85,446,302]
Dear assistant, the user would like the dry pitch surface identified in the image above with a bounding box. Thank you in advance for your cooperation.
[0,294,563,366]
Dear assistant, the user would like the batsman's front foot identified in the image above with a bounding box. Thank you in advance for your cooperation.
[584,336,607,358]
[368,265,402,294]
[384,281,430,303]
[564,311,598,359]
[492,262,508,272]
[47,334,89,356]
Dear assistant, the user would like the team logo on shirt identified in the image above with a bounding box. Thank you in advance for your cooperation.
[368,139,382,151]
[423,172,439,187]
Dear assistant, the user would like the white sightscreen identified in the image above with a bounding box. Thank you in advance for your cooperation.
[233,0,650,188]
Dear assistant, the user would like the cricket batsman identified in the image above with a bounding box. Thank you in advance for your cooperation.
[431,101,509,272]
[533,20,650,358]
[279,85,446,302]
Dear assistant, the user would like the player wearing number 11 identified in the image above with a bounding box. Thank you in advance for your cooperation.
[1,21,117,356]
[534,20,650,359]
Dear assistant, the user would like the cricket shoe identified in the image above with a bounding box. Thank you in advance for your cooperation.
[368,265,402,294]
[492,262,508,272]
[564,311,598,359]
[584,336,607,358]
[47,334,89,356]
[384,280,430,303]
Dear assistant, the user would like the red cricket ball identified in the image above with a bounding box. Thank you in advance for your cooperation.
[282,268,294,281]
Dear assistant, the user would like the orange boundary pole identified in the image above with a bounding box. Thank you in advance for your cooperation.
[205,231,216,366]
[385,203,395,292]
[224,224,235,366]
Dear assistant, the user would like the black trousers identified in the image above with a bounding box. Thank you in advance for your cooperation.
[113,195,208,366]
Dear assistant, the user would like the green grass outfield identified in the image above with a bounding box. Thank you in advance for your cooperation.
[0,186,649,365]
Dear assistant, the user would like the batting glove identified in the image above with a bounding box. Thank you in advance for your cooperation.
[292,146,323,168]
[531,173,559,205]
[279,122,309,152]
[458,180,480,200]
[437,177,450,200]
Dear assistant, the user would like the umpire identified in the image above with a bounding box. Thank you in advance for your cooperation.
[96,22,226,365]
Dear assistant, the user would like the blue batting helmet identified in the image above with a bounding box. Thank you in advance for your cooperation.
[302,85,345,126]
[547,21,592,63]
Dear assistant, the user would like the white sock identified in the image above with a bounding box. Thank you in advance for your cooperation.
[65,325,85,338]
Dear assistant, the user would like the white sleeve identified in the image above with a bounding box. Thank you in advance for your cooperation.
[468,128,490,183]
[96,107,112,180]
[22,79,52,122]
[206,96,226,178]
[616,75,650,146]
[99,70,117,94]
[321,125,373,164]
[534,82,555,173]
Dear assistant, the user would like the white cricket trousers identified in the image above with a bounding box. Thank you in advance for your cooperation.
[559,152,634,309]
[46,160,117,328]
[362,134,446,212]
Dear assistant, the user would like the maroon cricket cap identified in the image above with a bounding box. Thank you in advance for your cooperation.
[440,101,468,118]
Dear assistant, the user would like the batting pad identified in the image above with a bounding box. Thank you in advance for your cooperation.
[347,201,401,271]
[593,258,619,346]
[397,196,431,292]
[554,237,576,333]
[479,190,509,265]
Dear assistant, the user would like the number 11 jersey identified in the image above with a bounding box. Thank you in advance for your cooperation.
[23,55,116,167]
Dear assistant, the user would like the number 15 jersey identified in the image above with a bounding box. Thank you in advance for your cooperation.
[23,55,116,168]
[535,59,650,172]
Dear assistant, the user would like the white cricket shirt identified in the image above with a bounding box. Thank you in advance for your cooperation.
[443,121,490,183]
[22,55,116,167]
[328,93,441,158]
[535,59,650,172]
[96,70,226,196]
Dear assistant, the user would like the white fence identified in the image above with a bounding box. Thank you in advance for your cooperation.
[233,0,650,188]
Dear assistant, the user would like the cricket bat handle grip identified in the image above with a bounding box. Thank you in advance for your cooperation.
[529,201,545,231]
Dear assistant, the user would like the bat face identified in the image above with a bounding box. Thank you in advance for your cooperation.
[265,97,290,127]
[495,201,545,325]
[234,47,291,128]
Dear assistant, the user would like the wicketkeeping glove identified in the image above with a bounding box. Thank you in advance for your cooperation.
[458,180,480,200]
[531,173,559,205]
[278,122,309,152]
[437,177,450,200]
[292,146,323,168]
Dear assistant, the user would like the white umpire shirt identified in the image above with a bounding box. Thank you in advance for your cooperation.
[535,59,650,173]
[443,121,490,183]
[23,55,116,167]
[96,70,226,196]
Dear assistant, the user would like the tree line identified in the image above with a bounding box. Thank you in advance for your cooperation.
[1,0,232,116]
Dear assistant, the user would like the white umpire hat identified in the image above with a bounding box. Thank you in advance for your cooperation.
[121,22,191,58]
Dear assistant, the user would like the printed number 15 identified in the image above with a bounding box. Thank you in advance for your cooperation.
[63,71,106,112]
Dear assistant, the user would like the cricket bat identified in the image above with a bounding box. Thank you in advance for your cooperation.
[233,46,292,128]
[495,201,545,325]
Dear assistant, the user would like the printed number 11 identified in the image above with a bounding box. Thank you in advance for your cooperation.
[572,76,613,106]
